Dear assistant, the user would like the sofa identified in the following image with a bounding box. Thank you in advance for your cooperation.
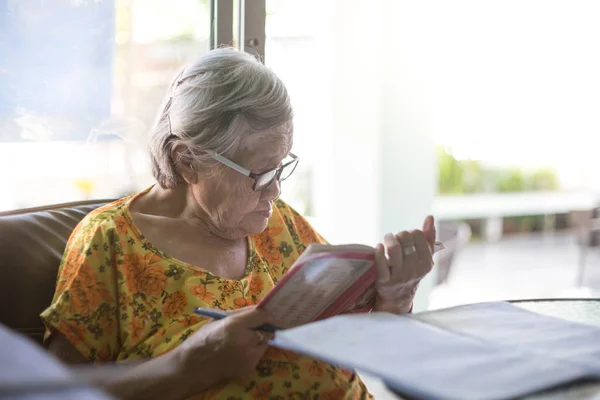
[0,199,113,344]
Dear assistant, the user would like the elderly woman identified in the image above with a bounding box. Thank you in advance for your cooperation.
[41,48,436,400]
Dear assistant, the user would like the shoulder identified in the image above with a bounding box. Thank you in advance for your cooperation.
[84,197,129,224]
[69,193,137,247]
[270,199,327,246]
[272,199,301,219]
[270,199,304,231]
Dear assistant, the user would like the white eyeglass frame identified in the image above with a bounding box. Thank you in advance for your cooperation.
[206,150,299,191]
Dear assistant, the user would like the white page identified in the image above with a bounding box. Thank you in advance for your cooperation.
[413,302,600,371]
[0,325,113,400]
[271,305,599,400]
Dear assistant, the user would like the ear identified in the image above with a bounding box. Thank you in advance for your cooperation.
[171,144,198,184]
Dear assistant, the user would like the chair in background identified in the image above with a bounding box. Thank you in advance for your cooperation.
[570,207,600,288]
[434,221,472,286]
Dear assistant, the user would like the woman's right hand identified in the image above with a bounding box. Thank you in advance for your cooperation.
[174,306,273,386]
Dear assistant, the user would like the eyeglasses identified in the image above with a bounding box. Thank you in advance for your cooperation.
[206,150,299,192]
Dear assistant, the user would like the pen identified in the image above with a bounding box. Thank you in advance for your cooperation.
[193,307,280,333]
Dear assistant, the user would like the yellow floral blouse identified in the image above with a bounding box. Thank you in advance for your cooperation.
[41,189,372,399]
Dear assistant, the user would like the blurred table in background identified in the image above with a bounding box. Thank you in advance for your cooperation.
[433,191,600,242]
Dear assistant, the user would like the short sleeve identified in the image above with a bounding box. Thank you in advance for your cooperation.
[40,219,120,361]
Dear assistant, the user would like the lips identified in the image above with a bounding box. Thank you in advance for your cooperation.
[256,209,272,217]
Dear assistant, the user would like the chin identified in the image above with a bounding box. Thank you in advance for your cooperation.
[244,218,270,235]
[255,221,271,234]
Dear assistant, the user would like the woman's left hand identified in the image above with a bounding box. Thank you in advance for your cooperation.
[373,215,436,314]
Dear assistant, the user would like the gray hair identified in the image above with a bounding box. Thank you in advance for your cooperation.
[149,48,293,189]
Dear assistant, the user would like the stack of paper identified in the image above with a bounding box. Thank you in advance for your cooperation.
[271,302,600,400]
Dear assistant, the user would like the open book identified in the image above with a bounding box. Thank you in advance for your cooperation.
[256,241,445,329]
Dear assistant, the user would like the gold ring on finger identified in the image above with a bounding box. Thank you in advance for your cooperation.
[402,245,417,256]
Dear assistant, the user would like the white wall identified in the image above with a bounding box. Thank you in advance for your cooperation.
[311,0,437,311]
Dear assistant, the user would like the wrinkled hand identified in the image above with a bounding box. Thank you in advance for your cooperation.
[374,216,436,314]
[175,306,273,387]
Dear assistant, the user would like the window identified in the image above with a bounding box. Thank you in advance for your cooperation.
[0,0,212,210]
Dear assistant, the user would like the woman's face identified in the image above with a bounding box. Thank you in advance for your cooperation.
[191,123,293,239]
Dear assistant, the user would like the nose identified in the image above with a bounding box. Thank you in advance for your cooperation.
[261,178,281,202]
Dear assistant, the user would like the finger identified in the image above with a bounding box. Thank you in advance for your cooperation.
[252,330,275,350]
[396,231,417,257]
[423,215,436,249]
[228,306,271,329]
[383,232,403,272]
[374,243,391,284]
[412,230,433,271]
[394,231,419,280]
[228,305,256,314]
[254,331,270,346]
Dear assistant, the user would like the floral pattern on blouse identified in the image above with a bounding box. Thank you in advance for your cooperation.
[41,188,372,399]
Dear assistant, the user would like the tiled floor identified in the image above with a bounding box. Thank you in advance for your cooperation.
[430,231,600,309]
[361,231,600,399]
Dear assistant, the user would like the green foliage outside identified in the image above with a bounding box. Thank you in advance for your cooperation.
[437,146,560,234]
[437,147,486,194]
[437,146,558,194]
